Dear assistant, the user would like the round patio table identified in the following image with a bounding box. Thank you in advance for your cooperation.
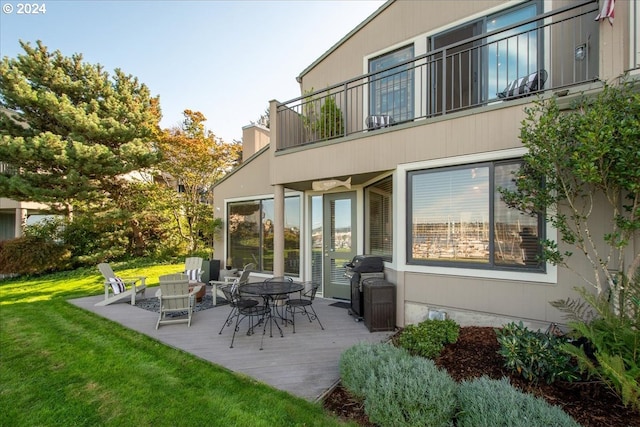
[242,280,304,348]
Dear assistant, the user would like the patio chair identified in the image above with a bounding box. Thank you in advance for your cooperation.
[183,256,206,302]
[209,263,255,306]
[497,69,548,99]
[219,284,267,348]
[95,263,147,307]
[155,273,201,329]
[285,281,324,333]
[184,256,204,282]
[265,276,293,319]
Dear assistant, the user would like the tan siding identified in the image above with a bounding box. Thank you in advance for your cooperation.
[271,102,526,185]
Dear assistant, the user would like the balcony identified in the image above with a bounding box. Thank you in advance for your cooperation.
[277,1,599,151]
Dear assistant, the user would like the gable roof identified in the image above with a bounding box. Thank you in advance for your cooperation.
[296,0,394,82]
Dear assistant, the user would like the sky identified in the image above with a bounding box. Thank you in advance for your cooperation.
[0,0,385,143]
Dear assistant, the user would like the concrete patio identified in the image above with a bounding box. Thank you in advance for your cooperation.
[70,285,394,402]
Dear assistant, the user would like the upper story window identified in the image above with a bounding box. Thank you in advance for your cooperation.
[429,1,541,111]
[368,45,414,123]
[486,2,540,101]
[407,159,543,271]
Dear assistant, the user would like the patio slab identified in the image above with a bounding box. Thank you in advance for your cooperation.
[69,286,394,401]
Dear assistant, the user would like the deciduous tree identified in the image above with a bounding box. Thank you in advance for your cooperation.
[158,109,240,253]
[501,82,640,300]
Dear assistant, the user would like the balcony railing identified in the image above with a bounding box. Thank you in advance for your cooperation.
[277,1,599,151]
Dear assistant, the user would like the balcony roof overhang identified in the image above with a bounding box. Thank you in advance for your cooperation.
[282,171,390,192]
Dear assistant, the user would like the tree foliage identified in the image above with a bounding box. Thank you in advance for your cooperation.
[501,82,640,410]
[501,82,640,298]
[0,40,161,212]
[158,109,240,253]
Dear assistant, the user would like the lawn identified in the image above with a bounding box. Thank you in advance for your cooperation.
[0,259,353,426]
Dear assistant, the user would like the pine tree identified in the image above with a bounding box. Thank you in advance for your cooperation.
[0,40,161,213]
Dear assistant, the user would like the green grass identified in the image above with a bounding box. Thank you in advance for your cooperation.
[0,259,352,426]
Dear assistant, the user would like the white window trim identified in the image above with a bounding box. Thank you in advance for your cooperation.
[397,147,558,284]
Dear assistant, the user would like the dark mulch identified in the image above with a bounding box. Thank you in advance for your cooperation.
[322,326,640,427]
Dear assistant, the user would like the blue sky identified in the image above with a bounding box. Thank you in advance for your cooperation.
[0,0,384,142]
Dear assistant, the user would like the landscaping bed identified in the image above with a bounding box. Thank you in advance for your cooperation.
[323,326,640,427]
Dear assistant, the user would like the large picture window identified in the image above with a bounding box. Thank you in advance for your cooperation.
[227,196,300,275]
[365,176,393,262]
[408,160,543,270]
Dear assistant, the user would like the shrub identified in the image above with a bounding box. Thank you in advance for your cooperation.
[364,356,457,427]
[397,318,460,359]
[496,321,579,384]
[339,342,410,399]
[553,281,640,411]
[456,376,580,427]
[0,235,71,275]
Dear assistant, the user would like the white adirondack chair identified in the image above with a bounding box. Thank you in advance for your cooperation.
[95,263,146,306]
[155,273,201,329]
[209,263,256,306]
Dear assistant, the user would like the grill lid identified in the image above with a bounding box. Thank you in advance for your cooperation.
[345,255,384,273]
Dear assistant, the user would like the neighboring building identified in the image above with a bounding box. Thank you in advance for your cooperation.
[0,107,51,241]
[0,188,51,241]
[213,0,639,328]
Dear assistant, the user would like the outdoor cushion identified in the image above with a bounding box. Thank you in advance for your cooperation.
[108,277,126,294]
[185,268,202,283]
[366,114,395,130]
[497,69,548,99]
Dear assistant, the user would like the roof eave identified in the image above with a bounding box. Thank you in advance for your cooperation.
[296,0,395,83]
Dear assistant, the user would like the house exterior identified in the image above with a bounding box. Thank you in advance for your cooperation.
[213,0,639,329]
[0,190,50,241]
[0,107,51,242]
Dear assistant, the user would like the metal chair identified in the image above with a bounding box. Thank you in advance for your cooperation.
[218,284,268,348]
[285,281,324,333]
[265,276,293,319]
[210,263,255,306]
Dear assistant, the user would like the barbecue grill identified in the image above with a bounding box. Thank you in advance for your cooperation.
[344,255,384,321]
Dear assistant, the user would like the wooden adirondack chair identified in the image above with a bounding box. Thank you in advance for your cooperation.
[183,256,206,301]
[95,263,147,306]
[183,257,204,282]
[156,273,201,329]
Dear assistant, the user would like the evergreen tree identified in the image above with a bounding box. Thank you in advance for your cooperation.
[0,40,161,213]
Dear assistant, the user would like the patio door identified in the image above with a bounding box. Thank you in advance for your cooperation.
[323,192,357,300]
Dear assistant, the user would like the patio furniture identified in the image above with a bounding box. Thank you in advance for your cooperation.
[285,281,324,333]
[265,276,293,319]
[219,284,267,348]
[209,263,255,306]
[95,262,146,306]
[497,69,548,99]
[242,280,304,349]
[156,273,201,329]
[183,256,206,302]
[366,114,395,130]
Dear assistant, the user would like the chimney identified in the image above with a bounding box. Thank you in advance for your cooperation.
[241,124,270,162]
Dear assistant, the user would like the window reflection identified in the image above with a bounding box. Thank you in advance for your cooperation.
[409,160,543,270]
[227,196,300,275]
